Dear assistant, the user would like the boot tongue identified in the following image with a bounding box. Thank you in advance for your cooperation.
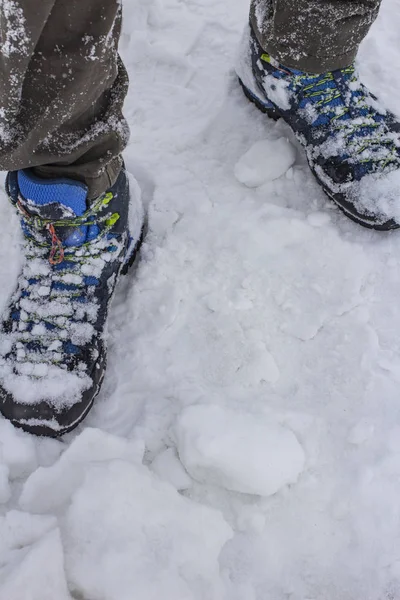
[17,170,89,246]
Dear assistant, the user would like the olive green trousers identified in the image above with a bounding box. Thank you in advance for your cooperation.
[0,1,382,197]
[250,0,382,73]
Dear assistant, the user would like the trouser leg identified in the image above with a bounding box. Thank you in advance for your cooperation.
[250,0,382,73]
[0,1,129,199]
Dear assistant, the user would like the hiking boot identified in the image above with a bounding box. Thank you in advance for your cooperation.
[237,25,400,230]
[0,167,144,436]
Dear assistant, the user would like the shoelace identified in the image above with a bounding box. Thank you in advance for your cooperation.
[261,54,400,172]
[295,66,400,169]
[16,191,120,265]
[8,193,123,372]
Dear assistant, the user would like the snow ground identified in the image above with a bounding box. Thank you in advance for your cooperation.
[1,0,400,598]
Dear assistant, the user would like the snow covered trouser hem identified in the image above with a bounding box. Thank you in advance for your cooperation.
[250,0,382,73]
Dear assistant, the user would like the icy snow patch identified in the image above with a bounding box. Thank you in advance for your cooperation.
[20,428,144,514]
[0,512,69,600]
[150,447,192,490]
[0,528,70,600]
[235,138,296,187]
[63,460,232,600]
[0,510,57,550]
[18,428,231,599]
[175,405,305,496]
[0,419,38,479]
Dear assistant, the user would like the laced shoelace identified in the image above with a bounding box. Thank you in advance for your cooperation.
[293,66,400,170]
[261,51,400,172]
[8,193,123,371]
[16,191,120,265]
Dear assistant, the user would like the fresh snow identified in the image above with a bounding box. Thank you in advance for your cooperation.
[0,0,400,598]
[63,459,232,600]
[150,446,193,490]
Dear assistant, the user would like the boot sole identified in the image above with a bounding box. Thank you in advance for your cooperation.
[238,78,400,231]
[239,77,279,120]
[121,220,147,276]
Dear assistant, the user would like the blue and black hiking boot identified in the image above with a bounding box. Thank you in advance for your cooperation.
[0,167,144,436]
[236,25,400,230]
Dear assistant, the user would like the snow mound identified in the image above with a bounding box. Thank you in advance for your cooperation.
[234,138,296,187]
[175,405,305,496]
[150,447,192,490]
[16,428,232,600]
[0,418,38,479]
[20,427,144,514]
[0,512,69,600]
[63,460,232,600]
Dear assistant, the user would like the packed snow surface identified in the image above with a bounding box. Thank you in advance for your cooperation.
[1,0,400,599]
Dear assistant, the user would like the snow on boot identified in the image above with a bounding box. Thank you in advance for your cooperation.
[236,25,400,230]
[0,167,144,436]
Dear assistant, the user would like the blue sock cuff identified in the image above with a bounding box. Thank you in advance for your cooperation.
[17,170,88,216]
